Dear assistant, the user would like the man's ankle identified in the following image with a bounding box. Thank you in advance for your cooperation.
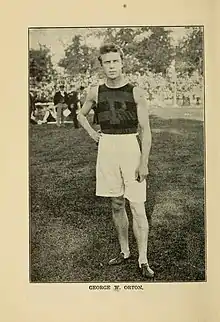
[122,251,130,259]
[138,260,149,268]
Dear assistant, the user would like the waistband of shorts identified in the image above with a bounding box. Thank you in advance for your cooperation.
[100,133,138,137]
[101,127,138,135]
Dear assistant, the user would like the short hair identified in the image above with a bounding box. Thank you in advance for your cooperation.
[98,43,124,64]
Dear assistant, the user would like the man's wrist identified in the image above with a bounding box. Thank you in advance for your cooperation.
[88,128,96,137]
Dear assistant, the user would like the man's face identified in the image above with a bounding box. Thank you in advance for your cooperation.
[101,52,123,79]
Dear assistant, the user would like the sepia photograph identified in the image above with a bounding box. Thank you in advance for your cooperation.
[29,26,205,283]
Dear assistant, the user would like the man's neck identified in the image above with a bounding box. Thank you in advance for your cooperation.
[105,75,127,88]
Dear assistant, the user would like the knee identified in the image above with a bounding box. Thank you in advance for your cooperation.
[129,201,144,213]
[129,202,148,224]
[111,197,125,213]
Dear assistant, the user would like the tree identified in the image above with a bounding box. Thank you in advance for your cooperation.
[135,27,174,75]
[58,35,99,76]
[29,45,55,82]
[176,27,204,75]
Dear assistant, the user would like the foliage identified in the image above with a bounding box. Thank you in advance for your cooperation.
[58,35,100,75]
[59,27,174,76]
[29,45,56,82]
[135,27,174,75]
[176,27,204,75]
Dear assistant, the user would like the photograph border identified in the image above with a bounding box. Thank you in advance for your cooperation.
[28,25,207,284]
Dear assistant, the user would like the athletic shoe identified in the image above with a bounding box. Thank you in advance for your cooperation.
[108,252,131,265]
[140,264,154,278]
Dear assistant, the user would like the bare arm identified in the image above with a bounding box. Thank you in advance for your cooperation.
[77,86,101,142]
[133,87,152,181]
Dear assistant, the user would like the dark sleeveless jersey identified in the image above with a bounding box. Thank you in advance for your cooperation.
[96,83,138,134]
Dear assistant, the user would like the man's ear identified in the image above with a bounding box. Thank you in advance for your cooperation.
[121,60,124,72]
[98,56,102,66]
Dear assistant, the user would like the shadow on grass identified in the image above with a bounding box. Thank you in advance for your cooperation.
[29,115,205,283]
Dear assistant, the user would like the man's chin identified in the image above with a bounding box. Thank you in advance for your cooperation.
[108,74,118,80]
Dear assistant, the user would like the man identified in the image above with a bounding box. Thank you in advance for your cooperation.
[53,85,69,127]
[77,43,154,278]
[40,103,57,124]
[29,90,37,124]
[68,85,80,128]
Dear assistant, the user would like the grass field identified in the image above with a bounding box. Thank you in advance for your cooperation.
[29,106,205,283]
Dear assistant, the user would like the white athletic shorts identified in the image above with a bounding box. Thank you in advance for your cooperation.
[96,133,147,203]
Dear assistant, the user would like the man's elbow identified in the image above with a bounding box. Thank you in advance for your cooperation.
[140,125,151,140]
[77,112,82,122]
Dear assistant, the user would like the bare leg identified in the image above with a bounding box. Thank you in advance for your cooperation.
[42,110,49,123]
[129,201,154,275]
[61,105,64,124]
[111,196,130,258]
[51,110,57,120]
[72,108,79,128]
[56,104,62,126]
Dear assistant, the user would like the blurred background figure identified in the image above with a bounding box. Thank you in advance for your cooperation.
[29,88,38,124]
[92,101,99,125]
[68,84,80,128]
[53,84,69,127]
[40,104,57,124]
[78,86,86,108]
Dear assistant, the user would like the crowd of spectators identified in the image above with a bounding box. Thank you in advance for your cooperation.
[29,71,203,125]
